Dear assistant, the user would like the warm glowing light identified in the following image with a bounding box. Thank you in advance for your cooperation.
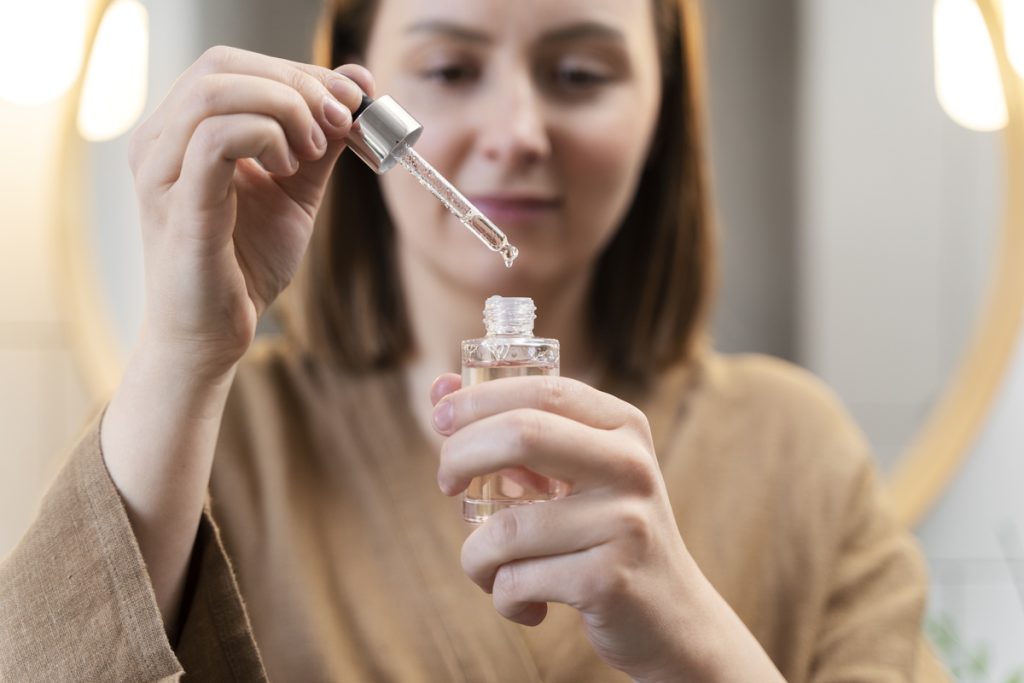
[0,0,91,105]
[934,0,1008,131]
[77,0,149,141]
[1006,0,1024,78]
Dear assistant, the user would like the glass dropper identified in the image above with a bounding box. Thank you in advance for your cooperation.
[393,143,518,267]
[343,94,519,268]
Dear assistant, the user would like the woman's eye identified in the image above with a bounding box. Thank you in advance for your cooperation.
[422,64,478,85]
[558,67,608,86]
[548,61,614,94]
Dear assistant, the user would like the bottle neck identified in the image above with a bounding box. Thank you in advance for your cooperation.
[483,296,536,336]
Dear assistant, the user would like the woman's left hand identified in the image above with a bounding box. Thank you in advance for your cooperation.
[430,373,735,682]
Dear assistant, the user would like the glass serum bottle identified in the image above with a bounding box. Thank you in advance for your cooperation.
[461,296,563,524]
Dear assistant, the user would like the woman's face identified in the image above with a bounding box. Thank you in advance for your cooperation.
[363,0,663,295]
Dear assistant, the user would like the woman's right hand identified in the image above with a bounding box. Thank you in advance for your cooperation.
[128,46,373,377]
[100,49,374,633]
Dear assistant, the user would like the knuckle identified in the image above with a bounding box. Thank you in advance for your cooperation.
[617,448,658,496]
[617,500,653,545]
[287,68,316,96]
[493,563,521,601]
[261,115,285,140]
[192,117,224,153]
[627,404,652,437]
[285,89,312,127]
[192,75,224,115]
[511,410,543,452]
[489,509,521,547]
[199,45,233,72]
[537,375,569,412]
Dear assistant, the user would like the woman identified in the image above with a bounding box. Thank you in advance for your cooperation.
[0,0,937,680]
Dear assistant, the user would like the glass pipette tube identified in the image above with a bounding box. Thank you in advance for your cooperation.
[393,143,519,268]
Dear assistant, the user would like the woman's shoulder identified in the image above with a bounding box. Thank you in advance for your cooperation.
[697,351,861,436]
[701,351,844,409]
[679,351,874,480]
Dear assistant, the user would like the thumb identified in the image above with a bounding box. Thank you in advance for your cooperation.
[431,374,463,406]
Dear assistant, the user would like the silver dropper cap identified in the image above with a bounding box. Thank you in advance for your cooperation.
[346,95,423,174]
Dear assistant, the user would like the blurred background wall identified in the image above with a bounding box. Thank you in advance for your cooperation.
[705,0,1021,674]
[1,0,1021,675]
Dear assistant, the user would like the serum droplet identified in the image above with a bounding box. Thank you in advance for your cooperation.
[501,244,518,268]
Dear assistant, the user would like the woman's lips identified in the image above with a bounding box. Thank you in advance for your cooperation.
[467,196,561,224]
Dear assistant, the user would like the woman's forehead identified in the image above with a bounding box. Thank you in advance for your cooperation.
[372,0,655,41]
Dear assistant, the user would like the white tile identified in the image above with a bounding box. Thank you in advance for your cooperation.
[927,566,1024,679]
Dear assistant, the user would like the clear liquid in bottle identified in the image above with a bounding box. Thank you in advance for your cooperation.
[460,297,564,524]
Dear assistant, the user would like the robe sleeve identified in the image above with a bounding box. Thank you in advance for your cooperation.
[809,454,950,683]
[0,415,266,682]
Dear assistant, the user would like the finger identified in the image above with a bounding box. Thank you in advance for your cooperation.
[491,552,599,625]
[141,73,329,188]
[268,136,348,216]
[431,373,462,406]
[195,48,365,130]
[461,494,621,592]
[334,63,375,98]
[496,594,548,627]
[135,46,364,163]
[438,409,644,495]
[177,113,294,214]
[432,375,644,437]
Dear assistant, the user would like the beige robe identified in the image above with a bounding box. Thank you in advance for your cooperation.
[0,338,949,681]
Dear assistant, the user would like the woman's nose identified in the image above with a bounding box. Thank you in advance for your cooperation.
[476,75,551,168]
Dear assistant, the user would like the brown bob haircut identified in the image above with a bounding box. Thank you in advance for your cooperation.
[293,0,714,387]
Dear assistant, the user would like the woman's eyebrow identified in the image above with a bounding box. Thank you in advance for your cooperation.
[537,21,625,45]
[405,19,492,43]
[403,20,625,45]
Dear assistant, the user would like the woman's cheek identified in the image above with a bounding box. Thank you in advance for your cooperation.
[562,134,646,247]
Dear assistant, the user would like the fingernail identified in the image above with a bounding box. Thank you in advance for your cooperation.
[327,76,360,106]
[323,96,351,129]
[311,124,326,151]
[433,399,453,433]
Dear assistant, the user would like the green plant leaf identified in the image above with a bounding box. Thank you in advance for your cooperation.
[968,644,990,676]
